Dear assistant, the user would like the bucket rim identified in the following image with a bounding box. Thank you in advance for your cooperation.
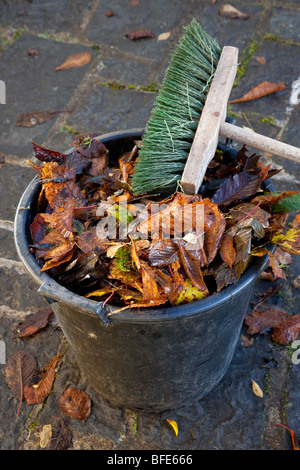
[14,128,272,324]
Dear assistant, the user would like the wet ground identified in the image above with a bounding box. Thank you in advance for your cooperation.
[0,0,300,451]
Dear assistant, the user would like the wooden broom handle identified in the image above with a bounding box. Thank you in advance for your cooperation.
[220,121,300,164]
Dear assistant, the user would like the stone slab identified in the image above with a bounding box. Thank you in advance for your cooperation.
[0,33,97,158]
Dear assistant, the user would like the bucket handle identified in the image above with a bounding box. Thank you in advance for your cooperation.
[38,280,111,326]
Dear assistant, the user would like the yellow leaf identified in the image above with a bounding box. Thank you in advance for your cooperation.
[56,51,91,71]
[158,32,171,41]
[40,424,52,449]
[252,379,263,398]
[166,419,178,436]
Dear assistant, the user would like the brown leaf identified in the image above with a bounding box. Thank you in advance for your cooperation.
[47,418,73,450]
[24,354,61,405]
[244,307,300,345]
[60,387,91,420]
[56,51,91,71]
[148,239,179,267]
[125,29,155,40]
[229,81,286,104]
[256,56,266,65]
[272,314,300,344]
[14,307,53,338]
[32,141,65,163]
[177,238,209,294]
[219,232,236,268]
[5,350,37,415]
[212,171,262,206]
[16,110,59,127]
[219,4,251,19]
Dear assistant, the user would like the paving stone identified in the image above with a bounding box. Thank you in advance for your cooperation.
[65,86,157,136]
[0,163,34,220]
[85,0,187,60]
[270,5,300,42]
[0,0,89,35]
[0,33,97,158]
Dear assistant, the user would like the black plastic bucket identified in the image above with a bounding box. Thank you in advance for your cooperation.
[14,129,271,411]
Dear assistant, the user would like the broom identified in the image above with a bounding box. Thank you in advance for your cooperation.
[131,19,300,196]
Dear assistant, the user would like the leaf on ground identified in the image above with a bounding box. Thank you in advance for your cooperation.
[16,111,65,128]
[56,51,91,70]
[229,81,286,104]
[219,4,251,19]
[230,202,271,228]
[245,307,287,334]
[166,419,178,436]
[245,307,300,344]
[47,418,73,450]
[5,350,37,415]
[24,354,61,405]
[212,171,262,206]
[125,29,155,40]
[158,32,171,41]
[60,387,91,420]
[272,314,300,344]
[270,424,299,450]
[252,379,263,398]
[14,306,53,338]
[40,424,52,449]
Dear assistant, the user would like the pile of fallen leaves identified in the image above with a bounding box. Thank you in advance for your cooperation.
[27,136,300,313]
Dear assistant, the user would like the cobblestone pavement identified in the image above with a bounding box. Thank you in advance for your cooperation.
[0,0,300,451]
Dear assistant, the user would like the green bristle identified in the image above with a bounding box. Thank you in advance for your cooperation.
[131,19,221,196]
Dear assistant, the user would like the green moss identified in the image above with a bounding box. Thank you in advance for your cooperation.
[264,33,300,47]
[140,81,159,92]
[261,116,277,127]
[234,39,261,86]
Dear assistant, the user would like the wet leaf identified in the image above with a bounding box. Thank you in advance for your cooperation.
[219,4,251,19]
[5,350,37,415]
[47,418,72,450]
[32,141,65,163]
[24,354,61,405]
[166,419,178,436]
[148,239,179,267]
[219,232,236,268]
[56,51,91,70]
[212,171,262,206]
[271,228,300,255]
[60,387,91,420]
[126,29,155,40]
[245,307,287,335]
[271,191,300,213]
[16,111,66,128]
[272,314,300,345]
[177,238,209,293]
[270,424,299,450]
[14,306,53,338]
[229,81,286,104]
[252,379,263,398]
